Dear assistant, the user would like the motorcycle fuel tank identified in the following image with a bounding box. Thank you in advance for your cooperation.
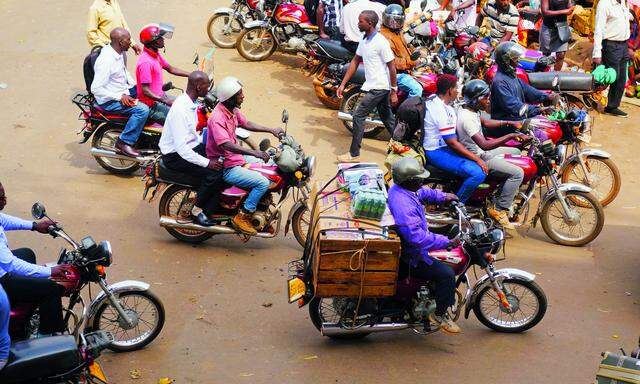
[50,264,82,296]
[531,116,562,144]
[430,247,468,275]
[502,154,538,182]
[275,3,309,24]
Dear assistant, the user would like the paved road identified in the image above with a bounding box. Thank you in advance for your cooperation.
[0,1,638,383]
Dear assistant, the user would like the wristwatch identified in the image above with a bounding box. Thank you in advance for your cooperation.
[390,86,398,92]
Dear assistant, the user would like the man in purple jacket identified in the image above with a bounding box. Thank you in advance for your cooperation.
[387,158,461,334]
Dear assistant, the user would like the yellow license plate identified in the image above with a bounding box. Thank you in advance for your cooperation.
[288,277,306,303]
[89,362,108,383]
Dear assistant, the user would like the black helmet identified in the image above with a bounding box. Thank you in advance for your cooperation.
[382,4,405,30]
[392,157,430,186]
[462,79,490,110]
[494,41,525,76]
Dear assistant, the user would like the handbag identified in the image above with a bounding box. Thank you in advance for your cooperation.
[555,20,571,43]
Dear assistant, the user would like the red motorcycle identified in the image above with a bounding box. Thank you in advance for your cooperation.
[236,0,318,61]
[10,203,165,352]
[207,0,266,48]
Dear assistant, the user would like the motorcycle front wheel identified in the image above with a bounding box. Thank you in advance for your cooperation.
[473,279,547,333]
[237,27,277,61]
[291,204,310,247]
[560,156,621,207]
[91,125,140,175]
[207,13,243,48]
[92,290,165,352]
[159,184,215,243]
[339,88,386,139]
[540,190,604,246]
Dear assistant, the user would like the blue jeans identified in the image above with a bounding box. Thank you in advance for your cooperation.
[223,166,270,212]
[148,102,170,124]
[426,147,486,203]
[99,96,150,145]
[0,284,9,364]
[397,73,423,98]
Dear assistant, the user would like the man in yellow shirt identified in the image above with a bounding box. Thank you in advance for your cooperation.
[87,0,142,54]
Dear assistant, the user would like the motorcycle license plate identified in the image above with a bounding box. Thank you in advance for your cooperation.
[89,362,108,383]
[288,277,306,303]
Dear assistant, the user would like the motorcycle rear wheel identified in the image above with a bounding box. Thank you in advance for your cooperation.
[237,27,277,61]
[560,156,620,207]
[339,88,386,139]
[91,125,140,175]
[308,298,371,339]
[207,13,243,48]
[540,190,604,246]
[159,184,215,243]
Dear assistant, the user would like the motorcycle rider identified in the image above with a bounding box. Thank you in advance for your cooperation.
[387,157,461,334]
[380,4,424,99]
[0,284,7,371]
[136,23,190,125]
[206,77,284,235]
[0,182,73,337]
[423,74,487,203]
[159,71,224,227]
[457,79,530,229]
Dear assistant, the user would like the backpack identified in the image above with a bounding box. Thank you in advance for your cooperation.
[304,0,320,26]
[83,46,103,95]
[393,96,426,150]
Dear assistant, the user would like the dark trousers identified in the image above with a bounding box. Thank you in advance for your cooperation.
[602,39,629,109]
[399,259,456,316]
[350,89,396,157]
[162,143,223,216]
[341,37,358,54]
[0,248,65,334]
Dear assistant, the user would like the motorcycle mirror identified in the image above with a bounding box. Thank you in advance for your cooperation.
[31,202,46,220]
[162,82,173,92]
[281,109,289,124]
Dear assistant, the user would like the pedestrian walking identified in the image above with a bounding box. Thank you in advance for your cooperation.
[540,0,575,71]
[340,0,387,52]
[87,0,142,54]
[318,0,346,40]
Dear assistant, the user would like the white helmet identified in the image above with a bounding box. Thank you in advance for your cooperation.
[216,76,243,102]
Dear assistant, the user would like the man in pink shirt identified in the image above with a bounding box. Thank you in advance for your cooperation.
[206,77,284,235]
[136,23,189,125]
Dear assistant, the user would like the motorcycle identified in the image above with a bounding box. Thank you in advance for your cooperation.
[236,0,319,61]
[206,0,266,48]
[289,201,547,338]
[143,110,316,247]
[10,203,165,352]
[0,331,112,383]
[305,39,357,110]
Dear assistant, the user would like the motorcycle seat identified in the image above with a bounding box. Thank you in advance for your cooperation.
[315,39,353,61]
[0,336,81,384]
[527,71,594,92]
[157,158,202,188]
[91,103,130,122]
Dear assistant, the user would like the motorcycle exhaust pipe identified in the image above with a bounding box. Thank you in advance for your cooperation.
[321,322,409,336]
[90,148,156,163]
[159,216,277,238]
[337,112,385,127]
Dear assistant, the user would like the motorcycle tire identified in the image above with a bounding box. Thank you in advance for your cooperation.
[540,190,604,246]
[339,88,386,139]
[92,290,165,352]
[291,204,310,247]
[237,27,277,62]
[159,184,215,243]
[91,125,140,175]
[473,278,547,333]
[308,298,371,339]
[560,156,620,207]
[207,13,243,48]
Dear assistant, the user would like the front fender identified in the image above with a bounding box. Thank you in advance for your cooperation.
[212,8,247,24]
[540,182,592,207]
[284,200,308,236]
[244,20,270,29]
[84,280,151,329]
[559,148,611,173]
[464,269,535,319]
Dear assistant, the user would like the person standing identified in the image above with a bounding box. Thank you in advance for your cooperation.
[336,10,398,162]
[340,0,387,52]
[592,0,633,117]
[476,0,520,43]
[318,0,345,40]
[87,0,142,54]
[540,0,575,71]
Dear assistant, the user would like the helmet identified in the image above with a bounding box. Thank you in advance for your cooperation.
[462,79,490,110]
[216,76,243,102]
[382,4,405,30]
[494,41,525,76]
[139,23,174,45]
[391,157,430,186]
[468,41,491,62]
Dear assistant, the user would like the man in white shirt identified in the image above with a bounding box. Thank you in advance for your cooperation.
[91,28,150,157]
[159,71,223,227]
[336,10,398,162]
[592,0,632,117]
[340,0,386,52]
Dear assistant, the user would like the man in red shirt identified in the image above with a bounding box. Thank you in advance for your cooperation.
[136,23,190,125]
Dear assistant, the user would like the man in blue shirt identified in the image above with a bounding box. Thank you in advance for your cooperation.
[387,158,461,334]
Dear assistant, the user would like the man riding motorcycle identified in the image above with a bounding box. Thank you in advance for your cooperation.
[387,157,461,334]
[206,77,284,235]
[0,285,8,371]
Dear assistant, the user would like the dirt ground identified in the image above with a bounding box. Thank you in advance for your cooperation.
[0,1,638,383]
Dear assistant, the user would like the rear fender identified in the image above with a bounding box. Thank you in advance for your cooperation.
[464,269,536,319]
[85,280,151,329]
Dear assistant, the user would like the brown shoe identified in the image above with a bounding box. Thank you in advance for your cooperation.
[232,211,257,235]
[115,138,141,157]
[487,207,515,230]
[429,312,462,335]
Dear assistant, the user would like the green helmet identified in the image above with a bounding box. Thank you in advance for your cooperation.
[392,157,430,186]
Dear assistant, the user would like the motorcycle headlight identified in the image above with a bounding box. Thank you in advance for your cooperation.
[97,241,113,267]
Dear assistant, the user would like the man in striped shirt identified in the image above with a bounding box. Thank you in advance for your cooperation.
[477,0,520,43]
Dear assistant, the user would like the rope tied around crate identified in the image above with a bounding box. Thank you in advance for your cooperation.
[349,241,369,327]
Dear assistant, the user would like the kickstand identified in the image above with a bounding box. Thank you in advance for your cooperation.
[237,234,251,243]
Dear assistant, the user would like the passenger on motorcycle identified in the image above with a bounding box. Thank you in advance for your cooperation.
[380,4,424,99]
[388,158,461,334]
[206,77,285,236]
[136,23,189,125]
[0,284,7,370]
[0,182,73,338]
[423,74,488,203]
[457,79,530,229]
[91,27,149,158]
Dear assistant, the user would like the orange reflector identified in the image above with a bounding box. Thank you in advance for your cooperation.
[295,171,303,180]
[96,265,106,277]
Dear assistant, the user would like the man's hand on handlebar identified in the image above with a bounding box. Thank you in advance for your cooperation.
[32,219,57,234]
[444,193,459,203]
[254,150,271,163]
[51,264,74,279]
[271,127,285,138]
[447,237,461,249]
[539,106,555,115]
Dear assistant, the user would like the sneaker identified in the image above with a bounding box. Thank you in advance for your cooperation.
[487,207,516,230]
[336,152,360,163]
[604,107,628,117]
[429,312,462,335]
[232,211,257,235]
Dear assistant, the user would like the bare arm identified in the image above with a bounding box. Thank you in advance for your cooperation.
[480,115,521,133]
[221,141,267,159]
[476,13,484,27]
[501,31,514,42]
[317,2,328,37]
[166,65,190,77]
[141,83,172,105]
[471,132,518,150]
[387,60,398,89]
[455,0,476,11]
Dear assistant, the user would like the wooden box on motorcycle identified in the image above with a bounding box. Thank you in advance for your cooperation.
[596,352,640,384]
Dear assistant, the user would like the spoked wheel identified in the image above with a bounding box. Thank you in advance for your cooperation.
[540,190,604,246]
[561,157,621,207]
[207,13,243,48]
[91,125,139,174]
[339,88,386,138]
[473,279,547,333]
[158,184,214,243]
[291,205,310,247]
[308,298,371,339]
[237,27,277,61]
[92,291,165,352]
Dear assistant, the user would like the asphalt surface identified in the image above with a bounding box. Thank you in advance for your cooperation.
[0,1,638,383]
